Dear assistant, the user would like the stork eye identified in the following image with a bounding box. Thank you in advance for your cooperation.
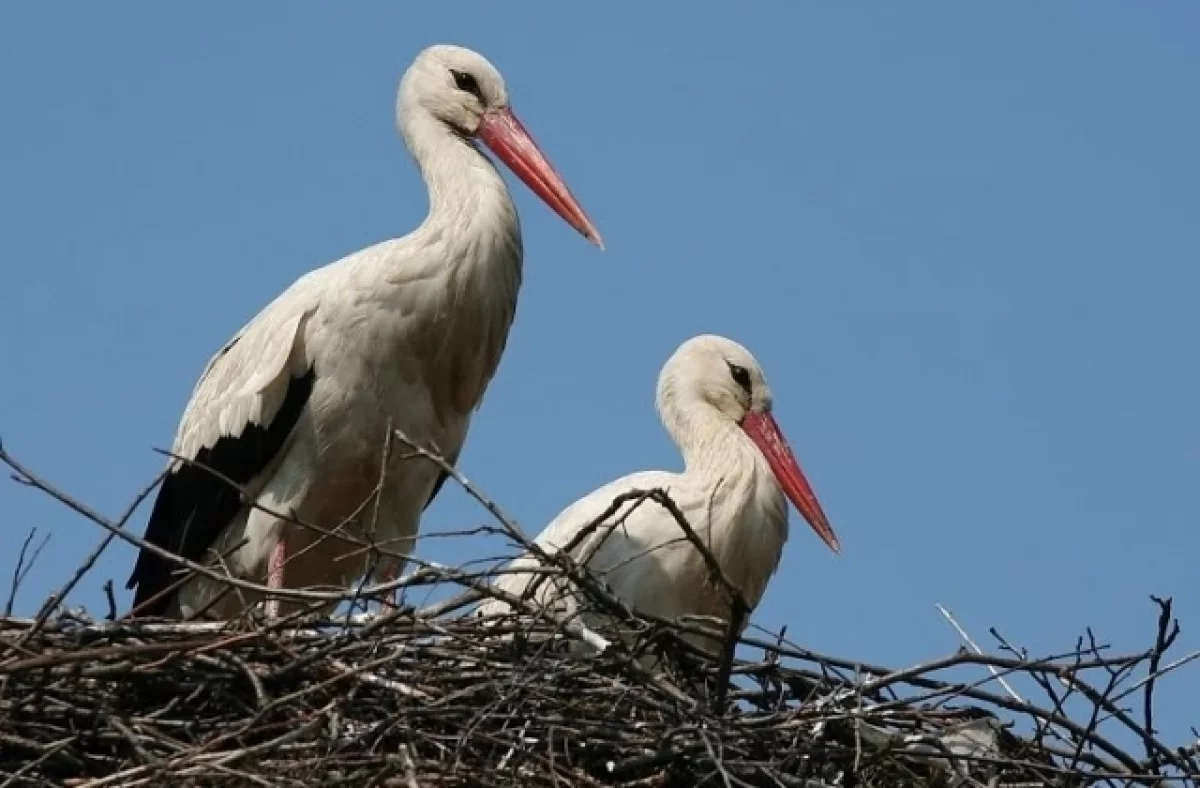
[450,69,484,101]
[727,363,752,393]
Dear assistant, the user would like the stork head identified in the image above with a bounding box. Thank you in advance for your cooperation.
[399,44,603,249]
[658,335,842,554]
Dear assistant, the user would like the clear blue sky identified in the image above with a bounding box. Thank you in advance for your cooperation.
[2,3,1197,746]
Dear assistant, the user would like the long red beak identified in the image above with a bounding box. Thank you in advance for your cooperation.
[741,410,841,554]
[477,107,604,249]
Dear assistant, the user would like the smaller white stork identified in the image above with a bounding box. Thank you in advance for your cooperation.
[478,335,841,653]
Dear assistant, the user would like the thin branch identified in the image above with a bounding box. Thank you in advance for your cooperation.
[4,528,48,618]
[934,602,1025,703]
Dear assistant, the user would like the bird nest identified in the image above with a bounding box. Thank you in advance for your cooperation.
[1,445,1198,787]
[2,597,1199,787]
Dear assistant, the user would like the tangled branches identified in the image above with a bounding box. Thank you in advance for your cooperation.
[1,605,1198,787]
[0,443,1198,786]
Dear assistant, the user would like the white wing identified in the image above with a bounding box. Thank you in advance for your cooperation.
[127,266,329,611]
[171,270,326,464]
[481,470,691,615]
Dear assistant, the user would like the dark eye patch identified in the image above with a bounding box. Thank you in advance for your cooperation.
[727,362,752,393]
[450,69,484,102]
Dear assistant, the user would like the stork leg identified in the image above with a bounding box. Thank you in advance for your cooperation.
[264,537,287,619]
[379,564,401,611]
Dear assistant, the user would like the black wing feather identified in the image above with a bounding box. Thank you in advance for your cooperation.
[422,445,462,511]
[126,367,316,616]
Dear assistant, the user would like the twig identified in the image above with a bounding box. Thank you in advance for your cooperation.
[4,528,48,618]
[934,603,1024,703]
[1143,595,1178,773]
[3,454,165,648]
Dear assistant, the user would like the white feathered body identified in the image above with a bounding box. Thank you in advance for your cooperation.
[167,152,521,618]
[482,417,790,652]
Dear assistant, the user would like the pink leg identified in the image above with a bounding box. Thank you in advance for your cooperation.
[380,565,400,610]
[264,537,286,619]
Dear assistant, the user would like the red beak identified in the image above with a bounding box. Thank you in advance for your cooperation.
[740,410,841,554]
[477,107,604,249]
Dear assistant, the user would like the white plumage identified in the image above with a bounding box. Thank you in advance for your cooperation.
[127,44,601,619]
[478,335,841,653]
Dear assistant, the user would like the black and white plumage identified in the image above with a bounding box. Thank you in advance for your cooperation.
[127,44,602,619]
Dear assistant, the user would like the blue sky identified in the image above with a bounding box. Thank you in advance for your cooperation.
[2,2,1197,748]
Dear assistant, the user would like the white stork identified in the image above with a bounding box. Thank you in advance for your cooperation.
[127,44,602,619]
[477,335,840,653]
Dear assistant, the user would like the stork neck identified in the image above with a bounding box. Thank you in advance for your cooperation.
[403,112,522,259]
[664,397,790,605]
[666,400,762,483]
[385,109,524,419]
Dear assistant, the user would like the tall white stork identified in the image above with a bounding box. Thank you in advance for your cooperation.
[478,335,840,653]
[127,44,602,619]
